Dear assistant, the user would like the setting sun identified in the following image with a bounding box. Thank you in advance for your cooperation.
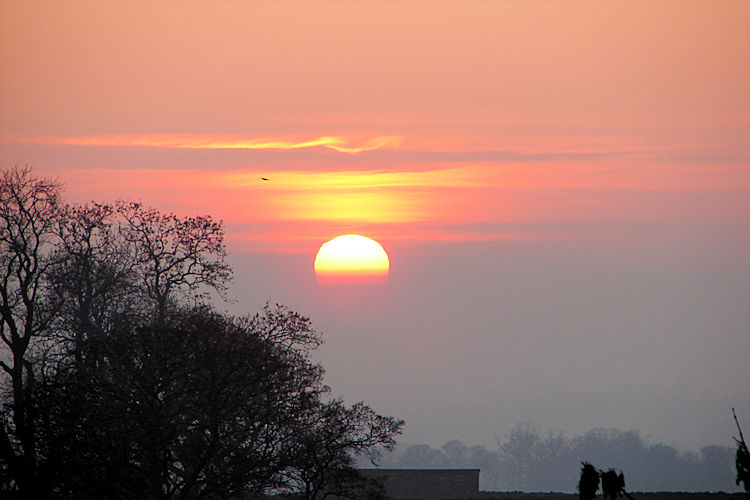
[314,235,390,285]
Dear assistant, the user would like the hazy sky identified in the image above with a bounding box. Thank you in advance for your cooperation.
[1,0,749,452]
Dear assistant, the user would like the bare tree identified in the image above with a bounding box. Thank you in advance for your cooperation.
[0,166,60,498]
[281,399,403,500]
[115,201,231,323]
[0,168,402,499]
[35,307,325,499]
[0,169,237,497]
[240,302,323,354]
[441,439,468,467]
[47,202,140,355]
[36,306,402,500]
[498,421,542,491]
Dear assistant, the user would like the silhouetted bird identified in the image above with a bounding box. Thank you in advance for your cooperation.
[261,177,269,181]
[578,462,600,500]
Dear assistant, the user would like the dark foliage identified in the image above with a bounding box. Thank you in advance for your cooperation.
[279,400,402,500]
[600,469,626,500]
[0,166,403,499]
[577,462,599,500]
[732,408,749,492]
[38,308,332,499]
[736,441,750,492]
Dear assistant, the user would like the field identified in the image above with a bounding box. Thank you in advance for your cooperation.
[477,493,748,500]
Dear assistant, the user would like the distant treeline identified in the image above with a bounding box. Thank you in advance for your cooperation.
[376,423,736,493]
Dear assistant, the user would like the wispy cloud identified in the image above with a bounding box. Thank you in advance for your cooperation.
[3,134,405,154]
[3,133,663,158]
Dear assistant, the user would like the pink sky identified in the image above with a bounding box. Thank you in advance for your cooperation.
[1,0,749,452]
[2,1,749,251]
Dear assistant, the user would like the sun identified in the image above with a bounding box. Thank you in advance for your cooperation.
[314,235,390,285]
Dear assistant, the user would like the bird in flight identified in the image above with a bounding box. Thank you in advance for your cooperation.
[261,177,269,181]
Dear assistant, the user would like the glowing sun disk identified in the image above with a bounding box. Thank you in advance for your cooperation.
[314,235,389,285]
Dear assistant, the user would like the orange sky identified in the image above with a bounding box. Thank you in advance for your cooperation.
[2,0,749,254]
[1,0,749,451]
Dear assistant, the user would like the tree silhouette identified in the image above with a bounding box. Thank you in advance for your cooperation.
[0,167,402,498]
[43,308,327,498]
[577,462,599,500]
[33,304,402,499]
[46,202,139,357]
[280,400,402,500]
[114,201,231,324]
[600,468,627,499]
[0,166,60,498]
[734,409,750,492]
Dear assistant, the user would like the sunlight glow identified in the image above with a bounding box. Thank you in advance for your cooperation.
[221,168,481,224]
